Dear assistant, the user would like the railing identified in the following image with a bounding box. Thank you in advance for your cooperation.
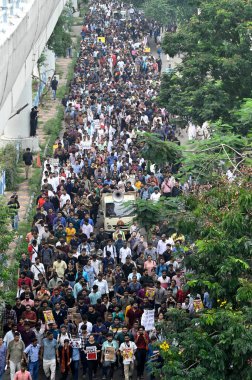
[0,170,6,195]
[0,0,31,30]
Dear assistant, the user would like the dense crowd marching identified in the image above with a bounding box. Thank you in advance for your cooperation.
[1,1,211,380]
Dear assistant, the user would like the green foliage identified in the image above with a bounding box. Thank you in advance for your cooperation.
[235,98,252,136]
[0,144,19,191]
[159,0,252,128]
[158,308,252,379]
[47,2,73,56]
[0,198,16,302]
[134,197,184,233]
[143,0,198,25]
[44,106,64,156]
[178,133,250,183]
[138,132,181,168]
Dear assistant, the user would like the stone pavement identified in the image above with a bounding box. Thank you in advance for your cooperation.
[3,57,72,258]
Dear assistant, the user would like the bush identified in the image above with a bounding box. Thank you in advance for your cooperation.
[0,144,19,191]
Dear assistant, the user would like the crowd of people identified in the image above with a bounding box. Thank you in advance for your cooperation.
[1,1,212,380]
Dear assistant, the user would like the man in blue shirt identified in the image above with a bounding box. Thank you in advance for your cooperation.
[24,337,40,380]
[41,331,57,380]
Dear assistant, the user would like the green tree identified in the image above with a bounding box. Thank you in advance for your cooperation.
[0,198,17,302]
[159,0,252,127]
[47,2,73,57]
[137,132,181,169]
[157,307,252,380]
[143,0,198,26]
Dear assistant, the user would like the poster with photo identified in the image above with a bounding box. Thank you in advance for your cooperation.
[71,338,81,349]
[86,346,97,360]
[43,310,55,324]
[104,346,115,361]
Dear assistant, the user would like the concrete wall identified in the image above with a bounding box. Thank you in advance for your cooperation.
[0,0,67,139]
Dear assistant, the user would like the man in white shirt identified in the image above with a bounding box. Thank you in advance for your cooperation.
[31,257,46,280]
[158,271,170,289]
[59,189,71,208]
[150,188,161,202]
[103,241,116,259]
[119,243,132,264]
[78,316,92,335]
[157,234,174,257]
[119,334,137,380]
[81,221,93,238]
[93,273,109,295]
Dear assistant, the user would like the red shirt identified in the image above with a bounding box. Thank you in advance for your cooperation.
[135,332,149,349]
[18,277,32,288]
[126,308,143,328]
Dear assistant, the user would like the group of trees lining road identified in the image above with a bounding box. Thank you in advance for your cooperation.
[132,0,252,378]
[138,0,252,134]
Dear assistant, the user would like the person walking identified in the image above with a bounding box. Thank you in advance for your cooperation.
[22,148,33,180]
[6,331,25,380]
[85,334,100,380]
[101,332,118,380]
[13,364,32,380]
[41,331,57,380]
[58,339,73,380]
[135,326,149,380]
[23,337,40,380]
[119,334,137,380]
[51,76,58,100]
[0,336,7,380]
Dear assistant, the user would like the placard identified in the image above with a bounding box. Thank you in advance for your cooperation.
[104,346,115,361]
[97,36,106,43]
[49,158,59,167]
[141,309,155,331]
[144,47,151,53]
[43,310,55,324]
[193,299,203,313]
[86,346,97,360]
[122,347,133,361]
[71,338,82,348]
[146,287,155,300]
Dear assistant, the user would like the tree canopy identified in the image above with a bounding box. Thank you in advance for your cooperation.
[159,0,252,127]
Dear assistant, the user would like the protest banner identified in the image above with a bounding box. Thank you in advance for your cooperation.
[122,347,134,361]
[43,310,55,324]
[86,346,97,360]
[193,299,204,313]
[71,338,82,348]
[97,36,106,43]
[146,287,155,300]
[141,309,155,331]
[104,346,115,361]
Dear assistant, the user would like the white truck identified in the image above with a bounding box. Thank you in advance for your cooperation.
[102,191,137,234]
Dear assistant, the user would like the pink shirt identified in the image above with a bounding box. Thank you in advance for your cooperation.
[14,370,32,380]
[144,260,156,275]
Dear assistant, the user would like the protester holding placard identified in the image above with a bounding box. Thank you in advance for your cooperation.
[101,332,118,380]
[84,335,100,380]
[119,334,137,380]
[70,329,81,380]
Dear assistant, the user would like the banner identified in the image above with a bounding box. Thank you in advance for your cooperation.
[193,299,204,313]
[141,309,155,331]
[43,310,55,324]
[122,347,134,361]
[86,346,97,360]
[146,287,155,300]
[104,346,115,361]
[71,338,82,348]
[97,36,106,43]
